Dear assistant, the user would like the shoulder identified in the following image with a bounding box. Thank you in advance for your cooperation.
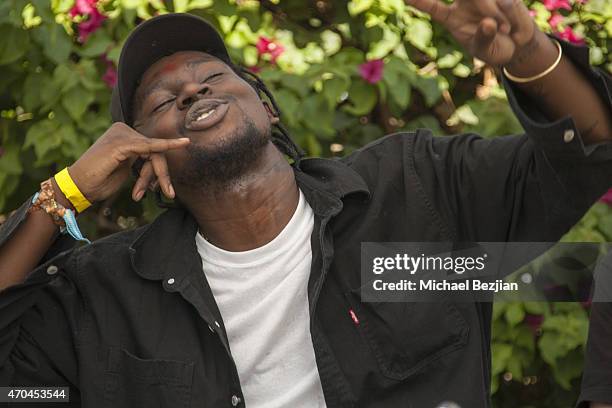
[65,223,150,275]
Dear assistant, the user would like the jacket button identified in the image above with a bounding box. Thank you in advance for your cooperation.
[167,278,175,285]
[215,321,221,328]
[208,324,215,333]
[46,265,58,275]
[231,395,241,406]
[563,129,575,143]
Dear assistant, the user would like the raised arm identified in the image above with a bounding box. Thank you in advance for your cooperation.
[0,122,189,290]
[406,0,612,143]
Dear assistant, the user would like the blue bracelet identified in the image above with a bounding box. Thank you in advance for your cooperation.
[31,192,91,244]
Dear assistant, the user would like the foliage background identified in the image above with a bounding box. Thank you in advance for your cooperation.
[0,0,610,406]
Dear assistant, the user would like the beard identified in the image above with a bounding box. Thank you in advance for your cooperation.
[172,116,270,192]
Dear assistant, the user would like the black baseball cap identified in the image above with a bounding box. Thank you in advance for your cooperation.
[110,13,232,125]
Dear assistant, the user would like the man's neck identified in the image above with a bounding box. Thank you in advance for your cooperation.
[177,143,300,252]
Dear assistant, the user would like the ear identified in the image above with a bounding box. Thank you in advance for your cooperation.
[263,101,280,125]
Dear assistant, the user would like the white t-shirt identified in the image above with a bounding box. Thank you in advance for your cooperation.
[195,189,326,408]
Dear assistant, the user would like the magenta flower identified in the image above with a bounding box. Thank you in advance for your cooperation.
[359,59,384,84]
[556,26,585,44]
[528,9,537,18]
[524,314,544,334]
[102,64,117,88]
[255,37,285,63]
[70,0,106,43]
[76,9,106,43]
[600,188,612,205]
[543,0,572,11]
[548,13,564,30]
[69,0,96,17]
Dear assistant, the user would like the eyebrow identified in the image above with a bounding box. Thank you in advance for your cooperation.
[139,56,221,101]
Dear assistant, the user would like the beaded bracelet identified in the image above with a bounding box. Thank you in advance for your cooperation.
[28,179,91,243]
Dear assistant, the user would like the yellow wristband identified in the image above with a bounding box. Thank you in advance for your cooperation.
[54,167,92,213]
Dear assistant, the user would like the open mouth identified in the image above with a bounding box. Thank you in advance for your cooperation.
[185,99,229,131]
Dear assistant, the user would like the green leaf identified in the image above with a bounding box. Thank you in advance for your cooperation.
[505,303,525,327]
[77,59,106,91]
[24,119,62,160]
[322,76,349,109]
[413,75,442,107]
[34,23,73,65]
[0,24,30,65]
[77,30,113,58]
[306,133,322,157]
[173,0,189,12]
[491,342,512,376]
[302,95,336,138]
[386,80,410,109]
[274,89,301,127]
[188,0,213,10]
[62,86,95,121]
[23,72,51,112]
[53,64,79,93]
[405,18,432,51]
[343,80,377,116]
[348,0,374,16]
[0,143,23,175]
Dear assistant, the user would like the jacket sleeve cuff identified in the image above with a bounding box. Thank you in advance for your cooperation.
[502,35,612,162]
[0,196,36,248]
[0,197,77,265]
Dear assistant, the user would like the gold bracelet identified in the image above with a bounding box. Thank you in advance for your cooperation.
[502,39,563,83]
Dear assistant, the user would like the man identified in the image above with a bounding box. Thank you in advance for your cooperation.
[0,0,610,407]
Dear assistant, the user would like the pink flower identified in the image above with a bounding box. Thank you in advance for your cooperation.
[524,314,544,334]
[556,26,585,44]
[528,9,537,18]
[77,9,106,43]
[102,64,117,88]
[600,188,612,205]
[69,0,96,17]
[548,13,564,30]
[359,59,384,84]
[543,0,572,11]
[255,37,285,63]
[247,66,261,74]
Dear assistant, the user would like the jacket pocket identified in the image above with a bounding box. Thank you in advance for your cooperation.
[104,347,194,408]
[344,288,469,381]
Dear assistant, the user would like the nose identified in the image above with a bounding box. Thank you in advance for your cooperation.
[177,82,209,110]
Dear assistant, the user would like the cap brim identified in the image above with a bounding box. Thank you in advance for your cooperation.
[116,13,231,125]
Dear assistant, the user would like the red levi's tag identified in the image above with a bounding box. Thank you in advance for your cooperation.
[349,309,359,325]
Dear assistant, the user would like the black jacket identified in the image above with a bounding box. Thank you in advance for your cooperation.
[0,39,611,408]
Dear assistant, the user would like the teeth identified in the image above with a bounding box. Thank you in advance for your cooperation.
[196,108,215,121]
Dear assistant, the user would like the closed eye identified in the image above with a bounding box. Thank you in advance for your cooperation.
[202,72,223,83]
[153,98,175,113]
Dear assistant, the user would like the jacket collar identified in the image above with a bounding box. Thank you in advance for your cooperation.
[129,157,370,282]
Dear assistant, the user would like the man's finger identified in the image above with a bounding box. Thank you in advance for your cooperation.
[474,17,498,54]
[150,153,175,199]
[115,137,189,162]
[405,0,451,24]
[473,0,510,30]
[132,161,155,201]
[498,0,533,43]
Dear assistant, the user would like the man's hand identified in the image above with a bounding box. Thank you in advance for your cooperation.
[406,0,537,67]
[69,122,190,205]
